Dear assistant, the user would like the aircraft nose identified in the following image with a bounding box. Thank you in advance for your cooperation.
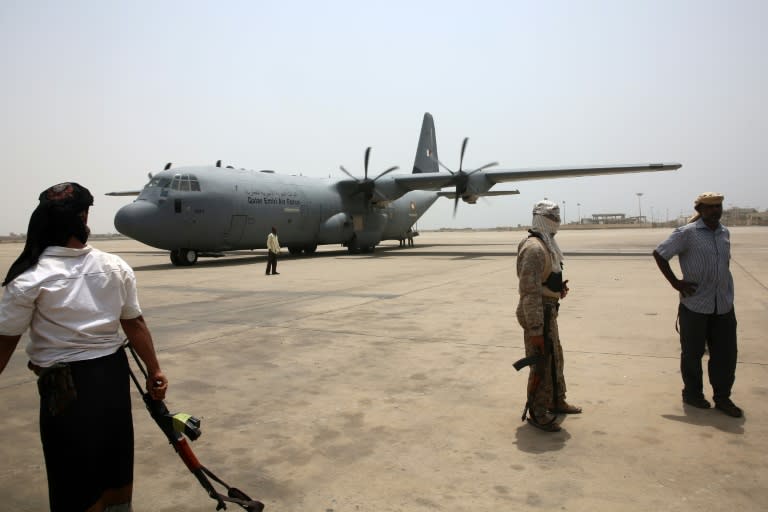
[114,200,157,238]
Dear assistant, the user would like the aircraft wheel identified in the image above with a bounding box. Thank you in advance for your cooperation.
[176,248,198,266]
[170,251,180,266]
[304,244,317,254]
[288,246,303,255]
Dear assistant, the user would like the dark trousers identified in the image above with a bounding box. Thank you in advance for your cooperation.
[40,349,133,511]
[678,303,737,402]
[266,251,278,274]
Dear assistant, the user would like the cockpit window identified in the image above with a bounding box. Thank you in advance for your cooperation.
[169,174,201,192]
[146,176,172,189]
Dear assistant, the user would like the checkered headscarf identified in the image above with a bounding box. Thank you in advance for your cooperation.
[3,182,93,286]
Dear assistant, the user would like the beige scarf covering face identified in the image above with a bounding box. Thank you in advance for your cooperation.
[531,201,564,273]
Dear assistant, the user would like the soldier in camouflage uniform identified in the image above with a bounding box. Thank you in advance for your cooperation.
[516,200,581,432]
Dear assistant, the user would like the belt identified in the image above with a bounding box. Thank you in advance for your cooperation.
[27,361,45,376]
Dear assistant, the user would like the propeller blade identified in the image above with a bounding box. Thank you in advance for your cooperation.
[364,147,371,180]
[432,156,455,174]
[164,162,172,170]
[373,166,399,181]
[459,137,468,172]
[467,162,498,176]
[339,147,398,203]
[339,165,360,182]
[453,195,460,217]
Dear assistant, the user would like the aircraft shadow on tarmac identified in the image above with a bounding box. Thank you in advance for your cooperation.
[371,247,655,259]
[116,245,655,272]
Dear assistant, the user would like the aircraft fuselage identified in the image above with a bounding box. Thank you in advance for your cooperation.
[114,166,437,260]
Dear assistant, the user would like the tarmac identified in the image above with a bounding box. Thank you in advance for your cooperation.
[1,227,767,512]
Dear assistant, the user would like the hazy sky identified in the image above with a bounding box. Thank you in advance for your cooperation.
[1,0,766,235]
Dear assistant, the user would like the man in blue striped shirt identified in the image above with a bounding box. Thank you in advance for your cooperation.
[653,192,742,417]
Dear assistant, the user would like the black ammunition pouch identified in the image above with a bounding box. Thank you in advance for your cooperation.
[543,272,563,293]
[35,363,78,416]
[528,231,565,293]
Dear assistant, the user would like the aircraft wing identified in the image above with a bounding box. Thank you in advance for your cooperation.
[392,162,679,192]
[105,190,142,196]
[481,162,681,184]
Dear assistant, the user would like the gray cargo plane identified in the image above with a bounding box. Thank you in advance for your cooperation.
[108,113,681,265]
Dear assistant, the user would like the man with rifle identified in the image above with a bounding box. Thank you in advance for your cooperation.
[514,200,581,432]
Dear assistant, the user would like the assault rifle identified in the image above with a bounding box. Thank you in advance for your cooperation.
[513,304,559,420]
[125,344,265,511]
[512,353,541,371]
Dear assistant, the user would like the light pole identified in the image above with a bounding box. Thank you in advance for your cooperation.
[562,200,566,224]
[636,193,644,223]
[577,202,581,224]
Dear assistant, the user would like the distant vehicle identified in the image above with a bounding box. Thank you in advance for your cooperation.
[108,113,681,265]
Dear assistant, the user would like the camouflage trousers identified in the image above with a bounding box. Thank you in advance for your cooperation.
[519,301,567,417]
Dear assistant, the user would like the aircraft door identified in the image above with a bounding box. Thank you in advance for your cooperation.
[175,198,194,221]
[293,187,311,232]
[224,215,247,248]
[301,194,319,233]
[284,190,305,232]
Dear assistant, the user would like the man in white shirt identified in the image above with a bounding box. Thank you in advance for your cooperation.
[0,182,168,512]
[266,226,281,275]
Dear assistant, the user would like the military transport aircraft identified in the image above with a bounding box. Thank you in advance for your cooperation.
[108,113,681,266]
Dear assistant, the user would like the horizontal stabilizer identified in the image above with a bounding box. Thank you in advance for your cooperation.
[105,190,142,196]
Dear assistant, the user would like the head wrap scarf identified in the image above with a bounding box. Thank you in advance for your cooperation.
[2,182,94,286]
[688,192,724,223]
[530,200,564,273]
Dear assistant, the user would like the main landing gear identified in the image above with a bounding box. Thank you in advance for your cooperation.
[346,240,375,254]
[170,248,198,266]
[287,244,318,256]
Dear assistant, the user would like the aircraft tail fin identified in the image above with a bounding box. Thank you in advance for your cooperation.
[412,113,439,174]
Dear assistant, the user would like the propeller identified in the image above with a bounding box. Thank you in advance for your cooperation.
[433,137,497,217]
[339,147,399,203]
[164,162,172,170]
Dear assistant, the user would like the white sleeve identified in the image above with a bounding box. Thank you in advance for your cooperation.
[0,284,35,336]
[120,267,143,320]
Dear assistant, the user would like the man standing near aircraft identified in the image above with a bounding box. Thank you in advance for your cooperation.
[266,226,281,275]
[653,192,742,417]
[516,200,581,432]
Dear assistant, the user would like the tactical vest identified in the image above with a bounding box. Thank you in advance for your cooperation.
[527,231,564,298]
